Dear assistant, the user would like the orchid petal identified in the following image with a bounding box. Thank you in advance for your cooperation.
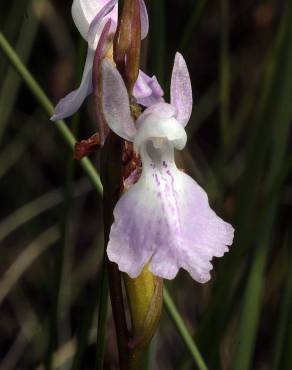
[51,48,94,121]
[87,0,118,49]
[101,59,137,141]
[72,0,118,44]
[139,0,149,39]
[92,19,112,146]
[133,70,164,107]
[170,52,193,126]
[133,71,152,99]
[108,134,234,282]
[72,0,106,40]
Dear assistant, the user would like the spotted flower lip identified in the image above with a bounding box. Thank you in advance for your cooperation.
[101,53,235,283]
[50,0,163,122]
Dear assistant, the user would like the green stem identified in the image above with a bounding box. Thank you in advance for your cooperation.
[101,132,129,370]
[163,289,208,370]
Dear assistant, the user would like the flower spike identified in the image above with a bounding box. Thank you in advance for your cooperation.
[102,54,234,283]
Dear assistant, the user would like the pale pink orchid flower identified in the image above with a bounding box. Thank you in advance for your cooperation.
[51,0,163,122]
[101,53,234,283]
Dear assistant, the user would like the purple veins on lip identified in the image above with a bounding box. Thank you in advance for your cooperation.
[154,173,161,186]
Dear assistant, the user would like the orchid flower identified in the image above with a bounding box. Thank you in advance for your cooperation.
[101,53,234,283]
[51,0,163,122]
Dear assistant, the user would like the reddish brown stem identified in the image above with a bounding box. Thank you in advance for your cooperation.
[101,1,143,369]
[101,132,129,370]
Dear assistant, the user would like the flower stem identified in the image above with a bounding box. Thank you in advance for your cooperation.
[101,131,129,370]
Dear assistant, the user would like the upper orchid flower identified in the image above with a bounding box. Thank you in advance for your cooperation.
[101,53,234,283]
[51,0,163,122]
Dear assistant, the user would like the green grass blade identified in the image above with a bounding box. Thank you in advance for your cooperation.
[0,225,60,306]
[0,31,103,195]
[0,180,89,243]
[232,231,270,370]
[47,38,87,370]
[163,289,208,370]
